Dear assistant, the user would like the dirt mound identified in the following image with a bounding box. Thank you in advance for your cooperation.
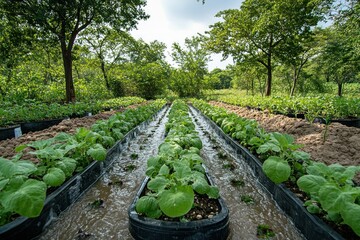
[210,101,360,167]
[0,109,123,162]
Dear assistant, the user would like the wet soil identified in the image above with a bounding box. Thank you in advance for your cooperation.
[210,101,360,184]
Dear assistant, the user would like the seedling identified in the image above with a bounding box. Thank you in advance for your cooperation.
[230,178,245,187]
[240,195,254,204]
[89,198,105,209]
[257,224,275,239]
[222,160,236,171]
[124,164,137,171]
[130,153,139,159]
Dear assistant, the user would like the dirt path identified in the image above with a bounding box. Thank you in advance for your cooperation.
[210,101,360,168]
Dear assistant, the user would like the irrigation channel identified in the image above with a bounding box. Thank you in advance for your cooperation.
[37,104,304,240]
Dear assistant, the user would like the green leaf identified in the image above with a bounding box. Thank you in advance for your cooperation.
[319,185,354,213]
[0,179,9,191]
[297,175,327,194]
[159,164,170,176]
[43,167,66,187]
[173,163,192,180]
[0,158,37,179]
[192,178,210,195]
[292,151,310,161]
[207,186,220,199]
[262,156,291,184]
[0,179,46,217]
[15,144,27,153]
[257,142,281,154]
[147,177,169,192]
[158,185,194,218]
[55,158,77,178]
[87,144,107,161]
[341,202,360,236]
[135,196,162,219]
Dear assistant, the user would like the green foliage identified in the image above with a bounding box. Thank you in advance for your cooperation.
[297,162,360,236]
[0,157,47,218]
[192,99,310,184]
[205,89,360,120]
[136,100,220,219]
[170,36,209,97]
[0,99,166,226]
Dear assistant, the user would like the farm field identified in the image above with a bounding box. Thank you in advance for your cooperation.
[1,99,359,239]
[1,0,359,239]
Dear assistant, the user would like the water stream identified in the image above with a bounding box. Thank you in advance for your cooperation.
[37,105,305,240]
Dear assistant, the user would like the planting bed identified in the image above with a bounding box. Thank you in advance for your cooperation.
[35,101,303,239]
[210,101,360,174]
[0,101,165,239]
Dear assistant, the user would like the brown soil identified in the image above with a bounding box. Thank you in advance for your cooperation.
[209,101,360,183]
[0,107,134,163]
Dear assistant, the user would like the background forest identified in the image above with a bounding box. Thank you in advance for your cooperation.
[0,0,359,104]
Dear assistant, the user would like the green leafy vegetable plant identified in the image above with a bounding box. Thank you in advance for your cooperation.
[135,100,220,220]
[297,162,360,236]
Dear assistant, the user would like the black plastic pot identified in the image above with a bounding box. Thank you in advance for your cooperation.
[189,105,345,240]
[0,125,22,140]
[0,105,168,240]
[286,113,305,119]
[21,118,64,134]
[332,118,360,128]
[128,175,230,240]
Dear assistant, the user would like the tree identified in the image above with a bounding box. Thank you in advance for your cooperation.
[207,0,332,96]
[171,36,210,97]
[1,0,148,102]
[320,27,359,96]
[81,26,136,90]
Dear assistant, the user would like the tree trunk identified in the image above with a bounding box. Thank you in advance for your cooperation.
[290,67,297,97]
[338,82,343,97]
[61,45,76,103]
[265,65,272,96]
[265,35,273,97]
[100,60,110,90]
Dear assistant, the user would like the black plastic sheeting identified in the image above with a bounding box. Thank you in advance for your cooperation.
[189,105,344,240]
[0,125,22,140]
[0,105,169,240]
[21,119,65,134]
[128,172,229,240]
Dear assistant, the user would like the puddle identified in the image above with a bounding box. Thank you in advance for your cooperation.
[189,107,305,240]
[37,105,304,240]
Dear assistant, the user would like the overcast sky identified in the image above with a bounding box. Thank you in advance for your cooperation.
[131,0,243,70]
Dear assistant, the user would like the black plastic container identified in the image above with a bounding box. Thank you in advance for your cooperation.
[21,119,64,134]
[128,175,230,240]
[0,125,22,140]
[332,118,360,128]
[189,105,345,240]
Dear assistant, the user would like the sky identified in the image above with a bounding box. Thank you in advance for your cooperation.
[130,0,243,70]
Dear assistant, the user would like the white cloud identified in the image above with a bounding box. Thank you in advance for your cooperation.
[131,0,242,70]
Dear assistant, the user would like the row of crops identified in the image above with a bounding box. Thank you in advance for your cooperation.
[0,97,146,127]
[191,99,360,237]
[1,97,359,238]
[0,99,166,226]
[206,91,360,120]
[135,100,220,219]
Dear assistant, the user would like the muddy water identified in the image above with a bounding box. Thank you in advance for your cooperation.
[37,107,170,240]
[38,105,304,240]
[189,107,305,240]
